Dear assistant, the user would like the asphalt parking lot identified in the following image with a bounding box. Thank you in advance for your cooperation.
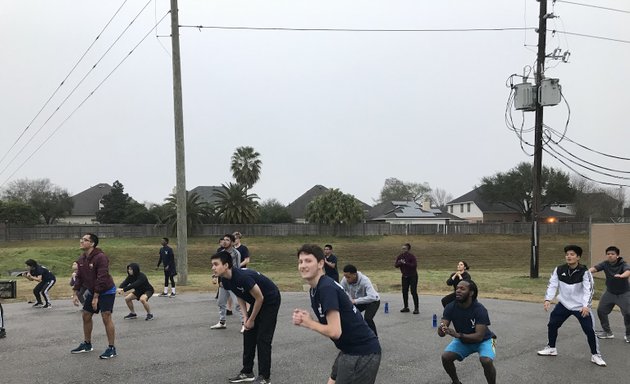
[1,292,628,383]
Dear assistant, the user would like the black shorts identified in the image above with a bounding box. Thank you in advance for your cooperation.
[83,292,115,314]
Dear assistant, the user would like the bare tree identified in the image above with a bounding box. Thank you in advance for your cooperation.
[430,188,453,209]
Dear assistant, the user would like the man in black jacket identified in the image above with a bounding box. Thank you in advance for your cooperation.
[118,263,155,321]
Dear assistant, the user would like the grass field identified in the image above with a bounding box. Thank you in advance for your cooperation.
[0,234,605,303]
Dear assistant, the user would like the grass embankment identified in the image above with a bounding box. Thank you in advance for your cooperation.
[0,234,602,303]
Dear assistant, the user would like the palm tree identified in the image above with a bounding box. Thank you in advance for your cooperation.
[164,192,215,234]
[214,182,259,224]
[230,146,262,190]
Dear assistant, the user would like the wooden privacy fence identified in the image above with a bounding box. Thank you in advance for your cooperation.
[0,222,590,242]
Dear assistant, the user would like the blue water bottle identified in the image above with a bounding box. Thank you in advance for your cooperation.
[384,302,389,314]
[432,313,438,328]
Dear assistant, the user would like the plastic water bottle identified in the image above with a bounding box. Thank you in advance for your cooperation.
[432,313,438,328]
[384,302,389,314]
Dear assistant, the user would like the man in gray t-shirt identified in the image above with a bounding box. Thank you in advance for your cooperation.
[589,245,630,342]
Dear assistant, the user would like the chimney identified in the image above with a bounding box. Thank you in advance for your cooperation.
[422,198,431,211]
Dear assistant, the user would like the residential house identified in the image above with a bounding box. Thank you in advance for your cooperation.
[189,185,224,205]
[447,187,576,223]
[287,185,371,223]
[367,200,462,225]
[61,183,112,224]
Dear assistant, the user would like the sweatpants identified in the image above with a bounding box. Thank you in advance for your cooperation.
[356,301,380,336]
[597,290,630,336]
[218,286,243,323]
[33,279,56,304]
[241,298,281,380]
[547,302,599,355]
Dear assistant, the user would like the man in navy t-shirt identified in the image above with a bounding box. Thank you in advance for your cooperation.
[293,244,381,384]
[438,280,496,384]
[211,251,281,384]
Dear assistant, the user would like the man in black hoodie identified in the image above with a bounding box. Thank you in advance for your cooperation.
[117,263,155,321]
[589,246,630,342]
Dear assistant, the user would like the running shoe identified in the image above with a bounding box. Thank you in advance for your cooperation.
[210,321,227,330]
[252,375,271,384]
[99,346,117,359]
[42,303,52,309]
[0,328,6,338]
[591,354,606,366]
[124,313,138,320]
[70,341,93,354]
[228,372,255,383]
[537,346,557,356]
[32,303,43,308]
[596,331,614,339]
[145,313,154,321]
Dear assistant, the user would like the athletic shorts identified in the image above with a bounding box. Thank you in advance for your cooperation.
[128,290,153,300]
[330,351,381,384]
[83,292,115,314]
[445,337,496,361]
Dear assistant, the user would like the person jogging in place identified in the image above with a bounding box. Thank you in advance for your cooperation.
[157,237,177,297]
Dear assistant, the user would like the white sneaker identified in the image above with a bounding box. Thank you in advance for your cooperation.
[591,354,606,367]
[240,324,245,333]
[537,346,558,356]
[624,335,629,343]
[596,331,614,339]
[210,322,226,330]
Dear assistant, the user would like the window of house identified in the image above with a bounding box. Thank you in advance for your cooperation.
[467,203,471,212]
[460,204,464,213]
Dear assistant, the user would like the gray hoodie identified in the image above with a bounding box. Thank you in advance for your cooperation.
[340,271,380,305]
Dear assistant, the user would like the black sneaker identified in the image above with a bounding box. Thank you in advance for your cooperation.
[252,376,271,384]
[32,303,43,308]
[400,308,410,313]
[124,313,137,320]
[169,292,176,297]
[145,313,154,321]
[43,303,53,309]
[228,372,255,383]
[0,328,6,338]
[99,346,117,359]
[158,293,169,297]
[71,341,93,354]
[413,309,419,315]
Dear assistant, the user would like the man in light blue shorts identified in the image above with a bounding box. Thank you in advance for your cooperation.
[438,280,496,384]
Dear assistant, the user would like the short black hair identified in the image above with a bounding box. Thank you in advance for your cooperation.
[85,233,99,247]
[297,244,325,261]
[223,233,235,243]
[605,246,620,255]
[403,243,411,250]
[162,237,169,243]
[564,244,583,257]
[324,244,333,250]
[211,251,233,268]
[25,259,38,268]
[342,264,357,274]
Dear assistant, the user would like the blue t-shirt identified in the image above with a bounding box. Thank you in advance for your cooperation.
[310,275,381,355]
[324,254,339,282]
[236,244,250,261]
[442,300,495,342]
[222,268,280,306]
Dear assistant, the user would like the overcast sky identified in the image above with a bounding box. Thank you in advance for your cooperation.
[1,0,629,206]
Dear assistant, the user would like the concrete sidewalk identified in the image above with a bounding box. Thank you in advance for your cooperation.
[0,292,627,383]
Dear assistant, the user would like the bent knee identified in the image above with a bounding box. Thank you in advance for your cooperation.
[479,356,494,365]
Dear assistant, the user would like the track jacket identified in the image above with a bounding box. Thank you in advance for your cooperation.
[545,263,593,311]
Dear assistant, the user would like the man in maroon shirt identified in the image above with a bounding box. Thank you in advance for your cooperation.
[71,233,118,359]
[395,243,419,314]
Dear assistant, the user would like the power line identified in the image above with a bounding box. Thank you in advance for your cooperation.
[0,0,154,180]
[551,29,630,44]
[0,11,171,189]
[0,0,129,169]
[180,24,535,33]
[555,0,630,14]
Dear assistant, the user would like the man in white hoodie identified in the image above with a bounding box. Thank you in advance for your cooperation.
[340,264,380,336]
[537,245,606,367]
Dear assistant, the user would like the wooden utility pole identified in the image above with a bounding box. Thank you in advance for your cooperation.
[170,0,188,284]
[531,0,548,279]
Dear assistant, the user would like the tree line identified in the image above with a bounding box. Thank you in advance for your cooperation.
[0,155,624,226]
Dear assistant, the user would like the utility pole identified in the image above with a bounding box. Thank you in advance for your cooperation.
[531,0,548,279]
[170,0,188,284]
